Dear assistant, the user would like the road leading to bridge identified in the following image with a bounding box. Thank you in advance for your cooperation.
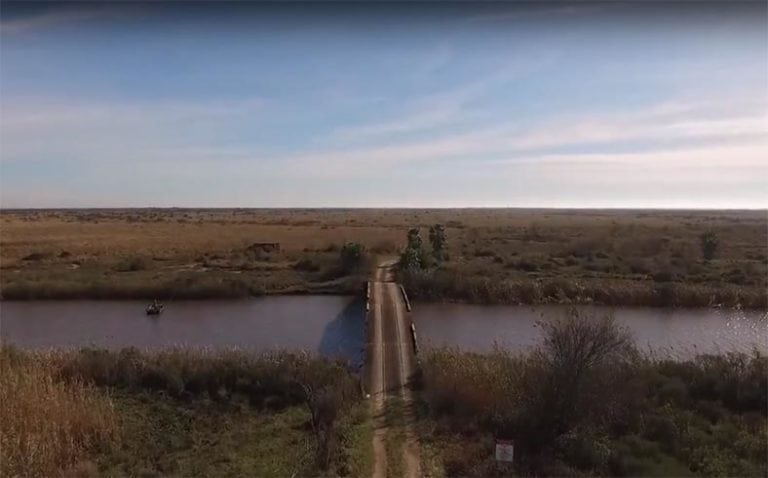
[367,259,420,478]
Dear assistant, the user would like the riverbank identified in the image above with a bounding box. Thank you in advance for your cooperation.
[413,311,768,477]
[4,270,765,309]
[0,271,363,300]
[2,311,766,476]
[400,268,767,309]
[0,347,372,477]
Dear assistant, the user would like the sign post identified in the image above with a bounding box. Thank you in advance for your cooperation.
[495,439,514,463]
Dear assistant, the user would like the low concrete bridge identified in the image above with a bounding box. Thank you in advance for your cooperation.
[365,259,420,478]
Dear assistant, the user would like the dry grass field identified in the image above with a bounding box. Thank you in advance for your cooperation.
[1,208,766,306]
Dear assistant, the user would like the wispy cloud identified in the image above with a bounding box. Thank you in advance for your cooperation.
[0,97,265,162]
[326,103,464,144]
[325,63,547,144]
[0,5,134,35]
[283,96,767,178]
[3,93,764,184]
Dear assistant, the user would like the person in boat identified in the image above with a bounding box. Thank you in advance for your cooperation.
[147,299,163,314]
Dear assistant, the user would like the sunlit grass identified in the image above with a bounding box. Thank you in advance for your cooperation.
[0,348,118,477]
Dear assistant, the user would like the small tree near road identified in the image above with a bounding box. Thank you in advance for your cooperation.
[400,247,422,271]
[339,242,363,273]
[406,228,422,251]
[401,228,426,270]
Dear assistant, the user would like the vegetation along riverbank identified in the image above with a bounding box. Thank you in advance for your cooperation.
[2,310,765,477]
[1,208,765,307]
[0,347,371,477]
[414,310,768,477]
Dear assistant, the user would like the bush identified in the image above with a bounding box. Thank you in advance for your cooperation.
[57,348,360,411]
[517,311,636,452]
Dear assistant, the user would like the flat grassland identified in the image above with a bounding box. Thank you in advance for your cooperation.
[1,208,766,307]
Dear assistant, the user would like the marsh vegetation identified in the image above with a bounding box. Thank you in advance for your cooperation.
[3,208,763,306]
[0,347,371,477]
[415,310,768,477]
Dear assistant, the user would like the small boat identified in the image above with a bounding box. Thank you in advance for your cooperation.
[145,303,164,316]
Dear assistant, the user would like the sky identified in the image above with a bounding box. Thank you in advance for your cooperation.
[0,1,766,208]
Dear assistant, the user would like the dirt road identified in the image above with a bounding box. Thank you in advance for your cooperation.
[367,260,420,478]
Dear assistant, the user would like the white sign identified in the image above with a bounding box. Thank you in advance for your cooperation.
[495,439,514,463]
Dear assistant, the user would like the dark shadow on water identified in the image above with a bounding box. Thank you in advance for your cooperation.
[318,297,366,371]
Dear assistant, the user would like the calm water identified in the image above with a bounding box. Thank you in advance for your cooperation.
[0,296,366,366]
[412,303,768,359]
[3,298,766,362]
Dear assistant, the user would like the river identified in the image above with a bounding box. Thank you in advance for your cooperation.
[412,303,768,359]
[2,298,765,361]
[0,296,366,366]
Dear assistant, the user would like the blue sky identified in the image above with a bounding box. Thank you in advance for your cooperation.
[1,2,766,208]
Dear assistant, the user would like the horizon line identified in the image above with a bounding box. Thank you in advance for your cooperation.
[2,206,766,212]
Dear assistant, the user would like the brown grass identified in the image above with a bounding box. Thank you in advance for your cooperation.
[1,208,766,305]
[0,348,118,477]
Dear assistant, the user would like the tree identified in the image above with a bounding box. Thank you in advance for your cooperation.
[428,224,446,261]
[520,310,636,452]
[401,228,425,270]
[400,245,422,271]
[339,242,363,273]
[301,383,341,470]
[406,228,422,250]
[700,231,718,261]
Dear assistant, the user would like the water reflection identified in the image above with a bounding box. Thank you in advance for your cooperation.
[318,298,366,369]
[0,297,366,365]
[413,304,768,359]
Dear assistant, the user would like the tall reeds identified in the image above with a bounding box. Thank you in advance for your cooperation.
[0,348,117,477]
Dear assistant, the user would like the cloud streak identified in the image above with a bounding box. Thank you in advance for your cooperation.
[282,97,767,178]
[325,63,549,144]
[0,97,266,161]
[2,93,764,186]
[0,5,135,35]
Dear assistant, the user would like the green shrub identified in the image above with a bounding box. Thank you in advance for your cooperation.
[339,242,364,274]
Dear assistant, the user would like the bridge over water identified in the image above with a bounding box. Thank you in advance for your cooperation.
[364,260,420,478]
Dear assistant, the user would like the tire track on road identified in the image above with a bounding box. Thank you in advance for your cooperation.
[367,260,420,478]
